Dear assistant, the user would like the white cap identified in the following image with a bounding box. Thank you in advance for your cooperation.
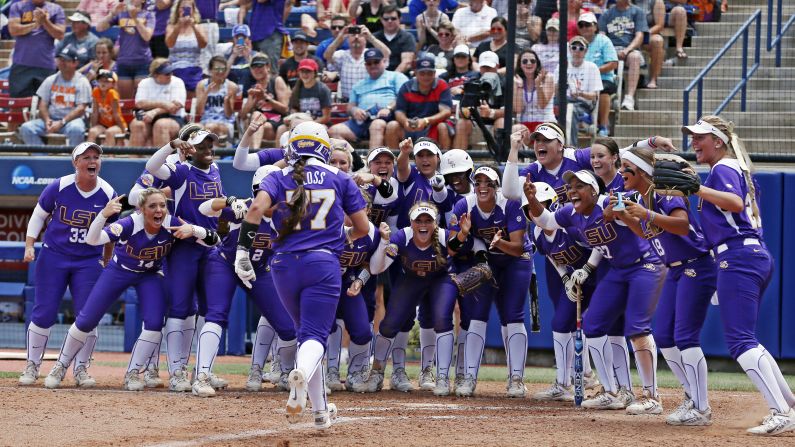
[562,170,600,193]
[187,129,219,145]
[440,149,473,175]
[409,205,438,221]
[681,120,729,145]
[252,165,281,189]
[367,146,396,164]
[478,51,499,68]
[578,12,598,24]
[546,17,560,30]
[413,140,441,157]
[530,122,565,144]
[534,181,558,203]
[72,142,102,160]
[453,44,470,57]
[473,166,500,185]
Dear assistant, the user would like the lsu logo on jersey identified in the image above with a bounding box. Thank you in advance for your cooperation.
[583,220,617,246]
[251,232,272,250]
[108,223,123,237]
[125,242,173,261]
[188,181,222,200]
[404,257,439,276]
[340,250,368,268]
[58,206,97,228]
[549,244,584,267]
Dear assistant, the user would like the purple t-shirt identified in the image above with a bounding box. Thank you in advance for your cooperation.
[396,165,436,228]
[111,10,155,66]
[699,158,763,248]
[150,1,171,36]
[250,0,286,42]
[261,159,366,254]
[520,147,592,206]
[388,227,450,277]
[104,213,175,272]
[37,174,116,258]
[366,177,400,226]
[257,148,284,166]
[532,226,590,271]
[449,192,532,258]
[639,193,709,265]
[195,0,220,21]
[162,162,225,230]
[217,198,275,268]
[9,0,66,69]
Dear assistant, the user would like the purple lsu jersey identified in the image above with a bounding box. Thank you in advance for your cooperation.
[605,173,625,194]
[434,185,466,224]
[104,213,177,272]
[699,158,763,248]
[258,148,284,167]
[519,147,592,204]
[532,226,590,270]
[217,198,275,268]
[638,193,709,265]
[388,227,451,277]
[366,177,401,226]
[37,175,117,258]
[396,165,437,228]
[163,161,225,230]
[340,222,380,272]
[261,159,366,254]
[553,195,659,268]
[449,193,532,256]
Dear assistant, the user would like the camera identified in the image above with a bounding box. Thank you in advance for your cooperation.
[348,26,361,35]
[461,79,493,109]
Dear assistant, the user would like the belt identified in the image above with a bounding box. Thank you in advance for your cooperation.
[629,251,652,265]
[666,253,708,268]
[714,238,760,255]
[275,249,334,256]
[118,261,147,274]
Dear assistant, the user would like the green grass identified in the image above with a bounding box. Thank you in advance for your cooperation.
[0,371,19,379]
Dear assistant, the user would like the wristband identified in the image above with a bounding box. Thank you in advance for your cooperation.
[448,234,465,252]
[225,196,238,207]
[648,211,656,224]
[424,118,430,127]
[583,263,595,275]
[376,180,393,198]
[237,220,258,249]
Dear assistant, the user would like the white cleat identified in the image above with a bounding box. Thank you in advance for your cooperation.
[390,367,414,392]
[345,368,369,393]
[626,389,663,415]
[418,366,435,391]
[264,360,281,383]
[192,372,217,397]
[314,403,337,430]
[209,373,228,390]
[583,370,600,390]
[74,365,96,388]
[532,381,574,402]
[582,387,623,410]
[364,368,384,393]
[246,364,264,392]
[747,409,795,436]
[670,406,713,426]
[506,375,527,398]
[123,369,145,391]
[326,366,344,392]
[274,370,290,391]
[144,365,164,388]
[19,361,39,386]
[614,386,636,409]
[433,375,451,397]
[169,368,192,392]
[455,374,477,397]
[665,395,694,425]
[286,369,308,424]
[44,362,67,389]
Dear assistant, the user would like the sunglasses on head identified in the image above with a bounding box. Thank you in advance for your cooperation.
[570,44,586,51]
[521,58,537,65]
[382,16,398,21]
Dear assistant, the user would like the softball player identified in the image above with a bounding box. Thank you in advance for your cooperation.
[351,147,401,228]
[44,187,219,390]
[620,147,717,425]
[19,142,116,388]
[232,112,288,171]
[523,170,665,413]
[683,116,795,435]
[234,121,369,429]
[367,202,458,396]
[590,137,624,193]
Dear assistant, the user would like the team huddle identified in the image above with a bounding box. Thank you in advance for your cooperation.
[17,113,795,435]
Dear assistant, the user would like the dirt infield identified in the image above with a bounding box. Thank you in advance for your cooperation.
[1,351,793,447]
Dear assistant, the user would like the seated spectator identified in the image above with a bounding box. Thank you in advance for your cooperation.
[645,0,688,58]
[474,17,508,75]
[516,1,542,49]
[454,51,504,149]
[328,48,408,149]
[301,0,348,38]
[316,15,350,68]
[407,0,458,23]
[166,0,208,95]
[57,11,98,72]
[7,0,66,98]
[348,0,387,33]
[239,53,290,148]
[374,6,416,75]
[81,37,116,85]
[423,22,458,70]
[578,11,617,136]
[129,59,187,147]
[195,56,239,143]
[582,1,606,14]
[386,55,453,149]
[87,69,127,147]
[149,0,173,59]
[97,0,155,99]
[275,59,332,142]
[599,0,648,110]
[20,48,91,146]
[225,24,254,90]
[532,18,561,76]
[451,0,497,49]
[415,0,452,52]
[279,32,325,89]
[566,35,602,146]
[440,45,478,102]
[324,24,391,102]
[77,0,117,26]
[552,0,588,39]
[511,48,555,134]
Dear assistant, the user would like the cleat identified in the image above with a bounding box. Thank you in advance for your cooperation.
[364,368,384,393]
[144,365,163,388]
[345,368,369,393]
[286,369,308,423]
[169,368,192,392]
[246,364,264,392]
[19,361,39,386]
[454,373,464,389]
[264,360,281,383]
[433,375,451,396]
[583,370,600,390]
[665,395,693,425]
[314,403,337,430]
[532,382,574,402]
[613,386,635,409]
[44,361,67,389]
[326,366,344,392]
[74,365,96,388]
[274,370,290,391]
[506,375,527,398]
[192,372,216,397]
[209,373,228,390]
[123,369,145,391]
[418,366,435,391]
[390,367,414,392]
[626,389,663,415]
[747,409,795,436]
[455,374,477,397]
[582,387,623,410]
[670,406,712,426]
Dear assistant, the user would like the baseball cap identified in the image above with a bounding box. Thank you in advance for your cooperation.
[530,122,565,144]
[292,32,312,43]
[473,166,500,185]
[367,146,396,164]
[72,142,103,160]
[415,55,436,72]
[56,47,79,61]
[154,61,175,74]
[409,205,438,221]
[413,139,441,157]
[682,119,729,144]
[478,51,499,68]
[364,48,384,61]
[546,17,560,30]
[232,24,251,38]
[453,44,470,57]
[570,35,589,48]
[562,170,600,192]
[250,53,270,67]
[96,69,117,82]
[578,12,598,24]
[67,10,91,24]
[187,129,219,145]
[297,58,319,72]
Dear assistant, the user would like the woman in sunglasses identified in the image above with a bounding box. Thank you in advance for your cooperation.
[511,49,555,135]
[474,17,508,75]
[415,0,451,52]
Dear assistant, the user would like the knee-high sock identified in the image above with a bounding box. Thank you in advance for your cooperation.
[145,328,163,371]
[661,346,691,397]
[465,320,487,380]
[553,331,573,387]
[180,315,197,367]
[681,347,708,411]
[737,346,791,413]
[501,325,508,347]
[277,338,297,373]
[455,328,468,377]
[57,324,89,369]
[505,322,527,379]
[326,319,344,371]
[348,341,371,373]
[760,345,795,409]
[296,339,325,382]
[609,336,632,391]
[631,334,658,396]
[251,316,276,369]
[73,328,97,372]
[164,318,184,375]
[588,335,617,393]
[420,327,436,370]
[128,330,162,373]
[26,322,50,366]
[391,331,409,370]
[307,362,328,413]
[372,333,394,368]
[435,330,454,378]
[582,334,593,375]
[196,322,223,375]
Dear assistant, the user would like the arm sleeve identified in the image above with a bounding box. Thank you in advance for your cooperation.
[368,238,395,274]
[431,185,448,204]
[550,258,569,278]
[86,214,112,246]
[199,199,222,217]
[501,161,522,200]
[585,248,603,268]
[232,144,262,171]
[146,143,176,180]
[534,208,563,231]
[25,205,50,239]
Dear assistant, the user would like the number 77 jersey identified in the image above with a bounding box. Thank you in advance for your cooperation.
[259,159,367,255]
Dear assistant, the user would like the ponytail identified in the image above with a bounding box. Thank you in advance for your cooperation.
[277,158,308,242]
[431,226,447,266]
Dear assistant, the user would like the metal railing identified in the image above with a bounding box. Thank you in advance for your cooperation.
[768,0,795,67]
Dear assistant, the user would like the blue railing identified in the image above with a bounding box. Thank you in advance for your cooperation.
[768,0,795,67]
[681,10,762,150]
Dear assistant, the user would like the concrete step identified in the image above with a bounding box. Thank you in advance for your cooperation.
[613,125,795,141]
[691,34,795,47]
[636,88,790,102]
[656,76,795,90]
[610,137,790,154]
[616,111,795,127]
[661,65,795,78]
[0,40,13,50]
[672,54,795,67]
[683,45,795,58]
[629,98,795,113]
